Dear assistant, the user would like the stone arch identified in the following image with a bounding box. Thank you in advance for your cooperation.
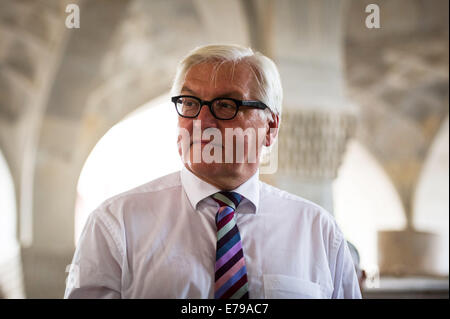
[20,0,136,298]
[413,115,449,275]
[29,0,134,251]
[0,0,72,251]
[74,92,183,243]
[343,0,449,231]
[333,139,406,269]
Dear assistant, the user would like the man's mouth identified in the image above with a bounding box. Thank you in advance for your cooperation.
[191,140,223,147]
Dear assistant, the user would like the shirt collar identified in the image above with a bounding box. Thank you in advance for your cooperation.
[180,166,260,214]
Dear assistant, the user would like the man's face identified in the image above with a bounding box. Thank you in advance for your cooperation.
[176,61,276,189]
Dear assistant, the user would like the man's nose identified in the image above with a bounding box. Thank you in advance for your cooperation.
[196,103,217,125]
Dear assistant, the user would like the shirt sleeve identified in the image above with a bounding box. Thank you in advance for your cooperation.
[64,208,123,299]
[331,238,362,299]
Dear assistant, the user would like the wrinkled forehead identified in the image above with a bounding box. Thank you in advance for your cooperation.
[183,60,259,98]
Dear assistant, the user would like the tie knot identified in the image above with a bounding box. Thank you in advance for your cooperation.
[212,191,243,210]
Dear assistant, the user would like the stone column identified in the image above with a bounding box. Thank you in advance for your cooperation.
[260,0,357,216]
[0,0,75,298]
[20,0,132,298]
[257,0,362,279]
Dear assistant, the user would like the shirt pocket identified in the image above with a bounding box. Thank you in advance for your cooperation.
[263,274,331,299]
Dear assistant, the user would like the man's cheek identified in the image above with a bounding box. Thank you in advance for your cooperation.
[178,138,189,155]
[176,125,192,160]
[177,142,183,157]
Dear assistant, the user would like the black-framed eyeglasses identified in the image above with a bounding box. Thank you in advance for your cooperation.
[171,95,269,120]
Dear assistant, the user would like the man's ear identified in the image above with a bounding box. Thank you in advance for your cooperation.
[265,113,279,147]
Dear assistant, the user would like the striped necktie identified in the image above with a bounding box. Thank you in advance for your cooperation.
[212,191,249,299]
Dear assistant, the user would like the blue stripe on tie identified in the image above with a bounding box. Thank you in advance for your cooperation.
[231,192,242,204]
[217,206,233,223]
[216,232,240,259]
[223,192,242,208]
[214,265,247,299]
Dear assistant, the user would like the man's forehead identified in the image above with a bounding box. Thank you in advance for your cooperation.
[183,61,257,96]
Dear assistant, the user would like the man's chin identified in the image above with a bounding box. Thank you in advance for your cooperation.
[187,161,237,177]
[188,161,226,172]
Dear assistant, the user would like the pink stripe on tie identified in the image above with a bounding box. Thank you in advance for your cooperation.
[217,212,234,231]
[215,240,242,270]
[215,257,245,288]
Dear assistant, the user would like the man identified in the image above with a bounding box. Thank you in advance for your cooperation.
[64,44,361,299]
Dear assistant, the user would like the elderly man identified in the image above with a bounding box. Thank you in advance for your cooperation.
[65,44,361,299]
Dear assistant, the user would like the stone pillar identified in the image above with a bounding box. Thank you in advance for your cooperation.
[20,0,132,298]
[258,0,362,280]
[259,0,357,216]
[0,0,75,298]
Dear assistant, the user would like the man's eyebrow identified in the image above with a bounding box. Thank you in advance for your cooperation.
[181,86,196,95]
[180,86,245,99]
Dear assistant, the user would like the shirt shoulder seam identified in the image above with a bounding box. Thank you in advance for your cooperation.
[259,180,330,213]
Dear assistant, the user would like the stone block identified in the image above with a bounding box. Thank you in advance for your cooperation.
[378,229,441,276]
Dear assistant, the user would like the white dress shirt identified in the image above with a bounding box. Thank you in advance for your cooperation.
[64,167,362,299]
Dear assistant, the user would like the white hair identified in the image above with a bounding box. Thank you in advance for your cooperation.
[170,44,283,122]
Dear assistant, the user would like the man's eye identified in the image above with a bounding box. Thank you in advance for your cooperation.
[183,99,197,107]
[218,102,234,109]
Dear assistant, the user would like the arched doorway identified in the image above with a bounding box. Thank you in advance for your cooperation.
[414,116,449,276]
[333,139,406,272]
[74,93,182,244]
